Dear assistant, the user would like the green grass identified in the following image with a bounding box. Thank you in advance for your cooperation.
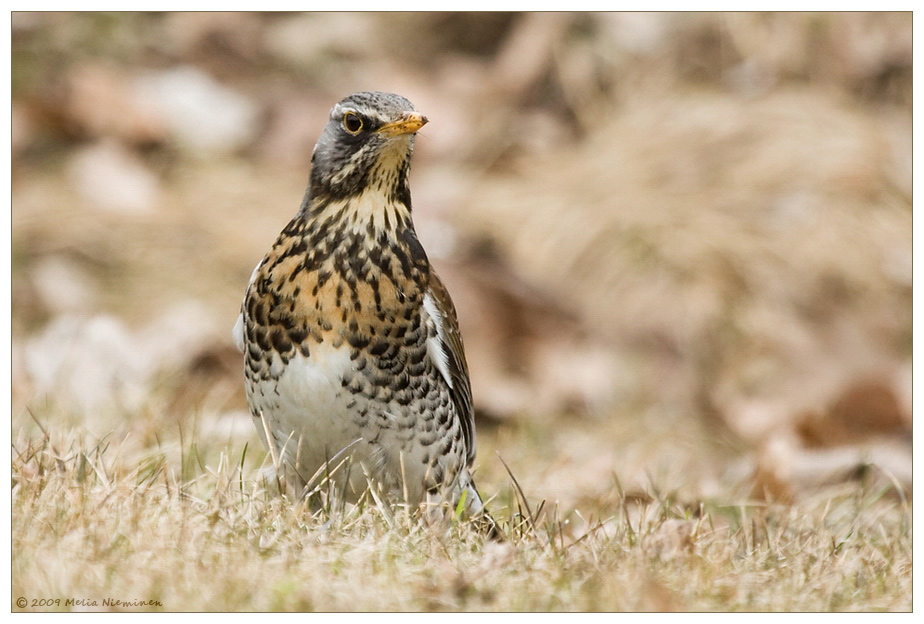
[11,407,911,612]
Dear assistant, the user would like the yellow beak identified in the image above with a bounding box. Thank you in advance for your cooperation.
[377,112,428,137]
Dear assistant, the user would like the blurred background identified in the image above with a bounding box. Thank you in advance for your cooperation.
[11,12,912,510]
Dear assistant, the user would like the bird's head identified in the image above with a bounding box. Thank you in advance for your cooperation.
[308,92,427,207]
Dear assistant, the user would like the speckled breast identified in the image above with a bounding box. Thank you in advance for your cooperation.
[240,216,466,502]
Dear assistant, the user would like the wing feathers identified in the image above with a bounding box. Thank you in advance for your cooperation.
[423,273,476,464]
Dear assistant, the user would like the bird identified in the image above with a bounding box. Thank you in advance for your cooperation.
[233,91,493,530]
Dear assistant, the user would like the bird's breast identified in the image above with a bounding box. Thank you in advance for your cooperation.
[244,232,431,375]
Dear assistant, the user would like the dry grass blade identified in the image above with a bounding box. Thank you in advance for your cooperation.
[495,452,538,536]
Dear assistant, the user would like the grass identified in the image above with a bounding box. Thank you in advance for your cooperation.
[11,405,912,612]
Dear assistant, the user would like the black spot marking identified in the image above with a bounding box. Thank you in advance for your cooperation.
[270,330,291,354]
[348,334,370,350]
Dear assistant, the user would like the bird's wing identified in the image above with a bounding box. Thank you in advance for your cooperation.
[423,272,476,465]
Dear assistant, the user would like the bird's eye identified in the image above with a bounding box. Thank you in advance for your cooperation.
[342,113,364,134]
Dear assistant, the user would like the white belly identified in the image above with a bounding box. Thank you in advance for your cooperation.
[245,344,431,502]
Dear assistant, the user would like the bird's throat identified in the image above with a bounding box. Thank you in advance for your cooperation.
[309,191,412,243]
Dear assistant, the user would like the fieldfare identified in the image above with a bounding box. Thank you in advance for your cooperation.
[234,92,491,527]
